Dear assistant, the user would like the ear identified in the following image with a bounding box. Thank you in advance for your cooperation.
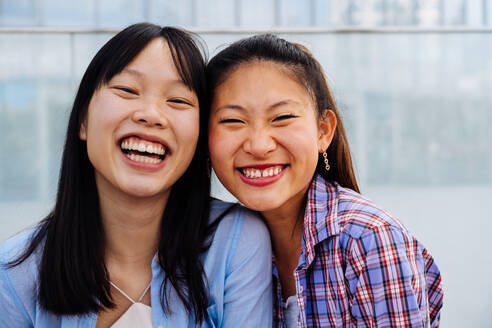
[318,110,337,152]
[79,119,87,141]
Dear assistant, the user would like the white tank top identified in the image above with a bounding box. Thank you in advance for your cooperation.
[283,295,298,328]
[110,281,153,328]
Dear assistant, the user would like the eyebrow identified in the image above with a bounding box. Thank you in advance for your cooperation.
[216,99,301,112]
[121,68,144,78]
[120,68,188,88]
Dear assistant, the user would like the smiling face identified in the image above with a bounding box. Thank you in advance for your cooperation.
[209,61,335,218]
[79,38,199,202]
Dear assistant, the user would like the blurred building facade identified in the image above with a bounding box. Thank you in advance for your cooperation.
[1,1,491,327]
[1,0,491,27]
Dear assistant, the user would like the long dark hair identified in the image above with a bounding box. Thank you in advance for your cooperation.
[7,23,212,322]
[206,34,359,193]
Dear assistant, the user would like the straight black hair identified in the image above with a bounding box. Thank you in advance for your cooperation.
[8,23,212,323]
[207,34,359,193]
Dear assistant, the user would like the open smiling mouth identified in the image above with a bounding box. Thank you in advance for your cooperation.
[120,136,167,164]
[238,165,286,179]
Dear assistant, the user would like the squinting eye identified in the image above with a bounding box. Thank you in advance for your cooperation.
[115,87,138,95]
[169,98,192,106]
[220,118,244,124]
[116,88,137,95]
[272,114,297,122]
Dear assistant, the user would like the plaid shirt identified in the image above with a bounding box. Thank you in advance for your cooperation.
[273,175,443,327]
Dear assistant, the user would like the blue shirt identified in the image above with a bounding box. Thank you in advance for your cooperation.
[0,200,273,327]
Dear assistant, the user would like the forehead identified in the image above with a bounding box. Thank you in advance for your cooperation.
[114,38,195,92]
[122,38,175,74]
[213,61,313,108]
[222,60,300,86]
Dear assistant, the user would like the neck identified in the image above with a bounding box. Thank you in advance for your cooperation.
[263,196,305,262]
[97,178,168,268]
[262,194,306,298]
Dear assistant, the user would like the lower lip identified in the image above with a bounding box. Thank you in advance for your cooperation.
[237,167,286,187]
[120,149,168,171]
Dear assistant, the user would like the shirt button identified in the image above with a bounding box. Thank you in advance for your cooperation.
[299,286,303,293]
[157,326,163,328]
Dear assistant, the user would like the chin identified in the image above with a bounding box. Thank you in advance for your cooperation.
[122,185,167,198]
[240,196,282,213]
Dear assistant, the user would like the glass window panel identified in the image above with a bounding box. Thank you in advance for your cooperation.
[414,0,441,25]
[346,0,379,26]
[0,33,71,205]
[442,0,466,24]
[41,0,95,26]
[487,0,492,25]
[278,0,311,26]
[465,0,485,25]
[240,0,275,28]
[149,0,194,27]
[373,0,390,25]
[0,34,71,81]
[72,33,114,79]
[387,0,415,25]
[195,0,235,27]
[0,79,38,201]
[312,0,332,26]
[98,0,145,27]
[319,0,347,26]
[0,0,36,26]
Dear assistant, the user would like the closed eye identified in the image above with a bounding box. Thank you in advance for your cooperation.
[220,118,244,124]
[272,114,297,122]
[114,87,138,95]
[169,98,192,105]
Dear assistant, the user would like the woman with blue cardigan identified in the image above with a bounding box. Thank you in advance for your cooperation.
[0,24,272,327]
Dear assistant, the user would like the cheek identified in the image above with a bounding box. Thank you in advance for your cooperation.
[86,96,123,134]
[208,126,235,167]
[280,124,320,163]
[174,110,200,150]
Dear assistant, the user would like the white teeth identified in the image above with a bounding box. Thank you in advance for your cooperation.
[243,166,284,179]
[121,138,165,155]
[125,153,162,164]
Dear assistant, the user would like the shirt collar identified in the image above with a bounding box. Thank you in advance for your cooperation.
[301,174,340,267]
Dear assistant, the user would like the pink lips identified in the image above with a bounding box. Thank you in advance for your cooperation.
[237,164,287,187]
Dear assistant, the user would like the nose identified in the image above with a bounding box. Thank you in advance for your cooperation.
[131,99,167,128]
[243,126,276,158]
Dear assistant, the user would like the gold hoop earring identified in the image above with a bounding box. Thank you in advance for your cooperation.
[323,151,330,171]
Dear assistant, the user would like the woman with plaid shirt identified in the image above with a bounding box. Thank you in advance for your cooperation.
[207,34,443,327]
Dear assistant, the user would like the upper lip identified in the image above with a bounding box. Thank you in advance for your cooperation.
[237,163,286,169]
[118,132,170,152]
